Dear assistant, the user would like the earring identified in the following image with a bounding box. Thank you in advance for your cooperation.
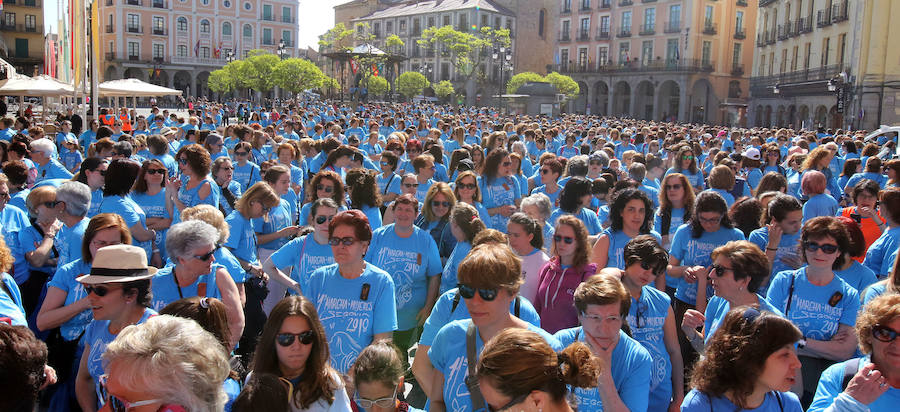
[739,286,744,291]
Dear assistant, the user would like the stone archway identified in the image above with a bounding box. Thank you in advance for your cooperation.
[612,81,631,117]
[764,105,773,126]
[814,105,828,128]
[123,67,144,81]
[196,71,211,99]
[829,105,842,129]
[593,81,609,116]
[798,105,810,128]
[657,80,680,122]
[776,105,786,127]
[574,81,589,114]
[787,105,797,129]
[174,70,192,96]
[104,66,118,82]
[754,105,764,127]
[634,80,655,120]
[690,78,715,123]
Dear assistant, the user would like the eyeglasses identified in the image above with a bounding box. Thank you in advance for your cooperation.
[488,393,528,412]
[85,285,119,297]
[100,375,162,412]
[315,215,334,225]
[432,200,451,208]
[457,283,499,301]
[553,235,575,244]
[664,184,682,190]
[275,331,316,346]
[177,158,188,165]
[355,386,399,409]
[403,183,419,188]
[42,200,62,208]
[872,324,900,343]
[458,183,477,190]
[697,215,723,225]
[710,264,734,277]
[146,169,167,175]
[234,151,249,156]
[328,237,358,246]
[316,184,334,193]
[803,241,839,254]
[192,246,219,262]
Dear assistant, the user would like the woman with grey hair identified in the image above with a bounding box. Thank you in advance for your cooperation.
[150,220,244,349]
[100,315,230,412]
[55,181,92,268]
[521,193,554,251]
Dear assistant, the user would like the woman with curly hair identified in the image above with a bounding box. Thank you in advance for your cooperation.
[534,215,597,333]
[415,182,457,264]
[550,176,603,236]
[298,170,346,227]
[681,307,803,412]
[593,187,660,269]
[168,143,219,216]
[480,149,521,231]
[346,168,383,229]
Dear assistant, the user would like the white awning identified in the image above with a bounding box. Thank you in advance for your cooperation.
[99,78,182,97]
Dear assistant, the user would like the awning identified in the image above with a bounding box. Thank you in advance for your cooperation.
[99,78,182,97]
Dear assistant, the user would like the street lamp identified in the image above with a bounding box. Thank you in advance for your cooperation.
[419,62,433,81]
[492,46,513,111]
[277,39,287,60]
[225,50,236,63]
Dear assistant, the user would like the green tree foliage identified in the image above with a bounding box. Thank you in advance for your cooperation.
[418,25,510,105]
[318,22,355,52]
[433,80,455,100]
[208,68,235,94]
[238,51,280,93]
[543,72,579,99]
[272,58,325,95]
[506,72,546,94]
[367,75,390,96]
[385,34,405,54]
[396,72,429,99]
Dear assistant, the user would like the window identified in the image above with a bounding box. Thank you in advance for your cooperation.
[618,42,629,64]
[822,37,830,66]
[263,28,272,44]
[791,45,799,71]
[442,15,450,26]
[152,16,164,34]
[282,7,291,23]
[641,40,652,64]
[580,17,589,36]
[732,43,741,67]
[262,5,272,21]
[494,17,501,29]
[701,40,711,65]
[669,4,681,25]
[177,44,188,57]
[600,15,610,34]
[428,17,434,28]
[282,30,291,45]
[644,8,655,27]
[24,15,35,31]
[128,41,140,59]
[459,13,467,30]
[223,0,231,7]
[153,43,164,59]
[581,0,590,10]
[736,11,744,31]
[598,46,608,65]
[666,38,678,61]
[481,14,488,28]
[127,14,140,31]
[200,0,208,4]
[780,49,787,73]
[399,19,407,32]
[804,42,811,69]
[560,48,569,68]
[441,62,450,81]
[222,22,232,36]
[838,33,846,65]
[14,38,27,59]
[622,11,632,30]
[759,55,766,76]
[562,20,570,37]
[201,47,210,58]
[577,47,587,68]
[413,18,421,34]
[704,5,713,24]
[243,24,252,38]
[177,17,187,31]
[243,2,251,10]
[200,19,210,33]
[386,21,393,33]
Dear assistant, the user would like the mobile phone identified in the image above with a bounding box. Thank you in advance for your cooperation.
[850,213,861,224]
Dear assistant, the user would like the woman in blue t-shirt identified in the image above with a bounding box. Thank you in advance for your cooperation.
[654,173,695,250]
[298,170,347,227]
[225,182,281,284]
[665,146,704,192]
[594,188,661,269]
[99,160,157,256]
[549,177,603,236]
[169,144,219,219]
[212,157,243,217]
[480,149,521,231]
[347,168,384,231]
[264,198,337,295]
[230,141,261,193]
[255,166,302,313]
[130,159,173,266]
[414,182,457,264]
[681,308,803,412]
[802,170,839,223]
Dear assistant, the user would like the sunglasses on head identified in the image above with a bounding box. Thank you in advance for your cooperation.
[146,169,167,175]
[432,200,451,208]
[872,324,899,343]
[710,264,734,277]
[85,285,118,297]
[458,183,477,190]
[315,215,334,225]
[457,283,499,301]
[275,331,316,347]
[316,184,334,193]
[803,241,839,254]
[553,235,575,244]
[328,237,358,246]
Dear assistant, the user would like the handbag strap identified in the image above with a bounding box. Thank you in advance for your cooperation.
[464,322,487,411]
[784,273,796,317]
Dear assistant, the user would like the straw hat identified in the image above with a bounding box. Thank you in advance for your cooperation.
[76,245,157,285]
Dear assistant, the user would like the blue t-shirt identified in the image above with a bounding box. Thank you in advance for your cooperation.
[748,226,803,291]
[377,172,402,196]
[252,199,293,250]
[99,195,152,257]
[84,308,156,402]
[554,328,652,412]
[130,189,171,260]
[225,210,259,265]
[654,208,685,239]
[480,176,521,231]
[549,207,603,236]
[703,295,783,344]
[625,286,674,411]
[232,162,261,193]
[802,193,839,223]
[665,168,704,191]
[150,265,222,311]
[429,319,562,412]
[17,224,58,275]
[87,189,103,218]
[215,180,243,217]
[601,229,663,270]
[682,389,802,412]
[531,184,562,208]
[0,273,26,326]
[303,263,397,373]
[670,224,746,304]
[215,247,247,285]
[47,259,94,340]
[834,261,878,293]
[419,288,542,347]
[863,226,900,278]
[177,177,219,212]
[1,204,30,283]
[56,218,89,268]
[808,357,900,412]
[268,234,334,292]
[36,159,74,182]
[365,224,442,331]
[439,241,471,295]
[765,267,860,340]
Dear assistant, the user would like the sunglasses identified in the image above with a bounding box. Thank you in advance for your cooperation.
[315,215,334,225]
[275,331,316,347]
[682,155,694,160]
[403,183,419,188]
[177,158,188,165]
[42,200,62,208]
[316,184,334,193]
[457,283,499,301]
[553,235,575,244]
[432,200,451,208]
[488,393,528,412]
[872,324,900,343]
[355,386,398,409]
[192,246,219,262]
[146,169,167,175]
[234,151,249,156]
[458,183,477,190]
[0,192,9,200]
[540,168,553,175]
[328,237,358,246]
[100,375,163,412]
[639,261,663,274]
[664,184,682,190]
[710,264,734,277]
[85,285,119,297]
[803,241,839,254]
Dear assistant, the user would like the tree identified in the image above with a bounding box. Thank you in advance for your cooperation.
[433,80,455,101]
[506,72,546,94]
[418,25,510,106]
[207,69,233,94]
[318,23,355,53]
[544,72,579,100]
[367,75,390,97]
[397,72,429,99]
[239,50,280,94]
[272,58,325,96]
[385,34,405,55]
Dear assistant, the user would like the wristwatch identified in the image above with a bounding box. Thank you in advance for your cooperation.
[797,338,807,349]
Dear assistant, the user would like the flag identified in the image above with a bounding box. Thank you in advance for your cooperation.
[194,41,200,57]
[371,64,378,77]
[214,42,221,58]
[673,44,680,60]
[350,58,359,74]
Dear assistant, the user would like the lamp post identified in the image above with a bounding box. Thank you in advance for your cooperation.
[277,39,288,60]
[419,63,433,100]
[225,50,236,63]
[492,46,513,113]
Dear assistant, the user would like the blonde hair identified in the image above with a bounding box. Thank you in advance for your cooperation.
[856,294,900,354]
[25,186,57,217]
[234,182,279,217]
[423,182,457,222]
[181,204,229,244]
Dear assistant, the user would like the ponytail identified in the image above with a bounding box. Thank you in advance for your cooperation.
[557,342,603,389]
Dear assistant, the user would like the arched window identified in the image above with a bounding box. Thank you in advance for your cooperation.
[177,17,188,32]
[222,22,232,36]
[200,19,210,33]
[243,24,252,38]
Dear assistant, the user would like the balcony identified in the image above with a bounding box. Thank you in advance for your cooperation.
[642,0,657,3]
[105,24,114,33]
[579,2,592,12]
[281,16,293,24]
[797,17,813,34]
[559,31,571,42]
[639,23,655,35]
[734,27,745,39]
[664,20,681,33]
[757,33,765,47]
[737,0,747,6]
[599,0,611,9]
[551,58,719,74]
[152,27,167,36]
[171,56,228,66]
[105,52,116,61]
[596,30,610,40]
[732,64,744,76]
[701,61,714,72]
[759,0,776,6]
[126,25,143,34]
[619,0,632,5]
[702,22,717,35]
[5,0,43,7]
[128,54,140,61]
[106,0,113,5]
[262,38,274,46]
[561,6,571,15]
[617,26,632,37]
[577,29,590,41]
[261,15,274,21]
[832,1,849,23]
[750,64,851,97]
[152,0,167,8]
[124,0,142,5]
[777,23,791,40]
[817,9,832,27]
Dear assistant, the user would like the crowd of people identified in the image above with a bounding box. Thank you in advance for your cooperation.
[0,98,899,412]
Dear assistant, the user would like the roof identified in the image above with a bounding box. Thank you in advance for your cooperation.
[354,0,514,21]
[516,82,558,96]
